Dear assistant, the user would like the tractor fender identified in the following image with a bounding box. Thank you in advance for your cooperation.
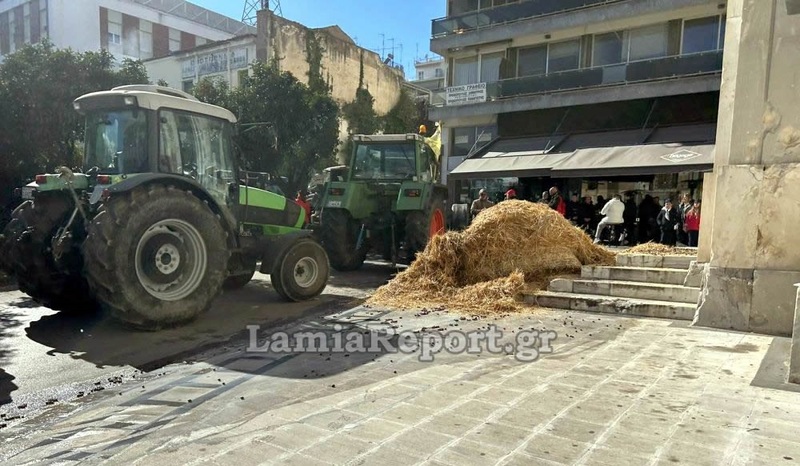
[257,230,316,274]
[105,174,239,238]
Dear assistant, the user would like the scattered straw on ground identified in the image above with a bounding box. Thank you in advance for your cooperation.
[621,243,697,256]
[368,200,615,315]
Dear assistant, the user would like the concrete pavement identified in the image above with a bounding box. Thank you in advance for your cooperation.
[2,303,800,465]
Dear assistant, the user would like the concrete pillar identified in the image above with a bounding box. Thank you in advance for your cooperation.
[789,284,800,383]
[693,0,800,336]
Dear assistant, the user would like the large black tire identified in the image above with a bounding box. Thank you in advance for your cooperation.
[405,195,446,259]
[83,185,229,330]
[223,255,257,290]
[271,239,329,302]
[3,199,94,313]
[320,209,367,271]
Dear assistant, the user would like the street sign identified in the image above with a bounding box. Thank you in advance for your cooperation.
[445,83,487,106]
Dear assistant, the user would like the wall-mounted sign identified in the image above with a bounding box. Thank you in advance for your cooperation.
[661,149,703,163]
[445,83,487,106]
[181,48,250,79]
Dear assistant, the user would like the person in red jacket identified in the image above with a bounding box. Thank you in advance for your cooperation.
[295,190,312,226]
[684,200,701,247]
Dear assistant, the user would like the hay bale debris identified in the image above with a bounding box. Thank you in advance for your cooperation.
[368,200,615,314]
[621,243,697,256]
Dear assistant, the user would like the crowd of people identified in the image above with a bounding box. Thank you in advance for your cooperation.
[470,187,702,247]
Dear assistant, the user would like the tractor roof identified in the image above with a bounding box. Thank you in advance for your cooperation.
[352,134,424,143]
[74,85,237,123]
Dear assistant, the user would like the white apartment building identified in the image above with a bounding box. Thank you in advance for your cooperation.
[0,0,254,60]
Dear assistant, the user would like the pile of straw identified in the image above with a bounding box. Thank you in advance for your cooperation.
[368,200,615,314]
[622,243,697,256]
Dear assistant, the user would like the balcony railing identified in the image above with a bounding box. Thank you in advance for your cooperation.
[432,0,627,38]
[431,50,723,107]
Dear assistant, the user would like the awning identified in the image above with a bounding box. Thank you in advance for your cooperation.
[450,152,572,179]
[550,143,714,178]
[448,135,568,179]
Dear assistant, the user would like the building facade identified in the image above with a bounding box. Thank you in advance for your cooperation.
[430,0,727,205]
[145,34,256,92]
[0,0,254,60]
[413,56,445,92]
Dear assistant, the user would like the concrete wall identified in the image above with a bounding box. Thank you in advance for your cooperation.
[694,0,800,337]
[256,10,403,116]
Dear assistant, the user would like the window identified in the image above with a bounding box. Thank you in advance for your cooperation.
[435,68,444,78]
[107,10,122,49]
[169,28,181,52]
[452,56,478,86]
[23,4,30,44]
[39,1,48,40]
[9,15,16,53]
[450,0,480,15]
[548,40,580,73]
[158,110,235,205]
[418,70,425,80]
[628,23,668,61]
[682,16,721,54]
[593,31,625,66]
[85,110,150,174]
[139,20,153,60]
[182,80,194,93]
[237,69,249,86]
[452,125,497,157]
[352,143,417,180]
[518,45,547,77]
[480,52,503,83]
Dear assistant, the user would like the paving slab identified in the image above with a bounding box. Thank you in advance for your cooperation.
[1,305,800,466]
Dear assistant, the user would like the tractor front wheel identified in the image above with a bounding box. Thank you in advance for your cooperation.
[271,239,329,301]
[84,185,228,330]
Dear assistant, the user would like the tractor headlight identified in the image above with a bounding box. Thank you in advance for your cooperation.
[124,96,137,106]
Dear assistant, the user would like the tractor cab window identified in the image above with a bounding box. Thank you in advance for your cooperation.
[158,109,235,205]
[85,110,149,174]
[352,142,417,181]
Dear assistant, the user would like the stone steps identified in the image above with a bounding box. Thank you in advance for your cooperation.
[524,253,700,321]
[615,254,695,269]
[550,278,700,304]
[527,291,697,321]
[581,265,690,285]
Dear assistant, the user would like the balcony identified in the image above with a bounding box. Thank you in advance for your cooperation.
[432,0,627,38]
[430,50,723,118]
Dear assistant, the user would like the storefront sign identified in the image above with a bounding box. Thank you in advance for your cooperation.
[661,149,703,163]
[445,83,487,106]
[181,48,250,79]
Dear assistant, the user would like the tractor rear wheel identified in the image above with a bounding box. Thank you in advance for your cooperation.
[320,209,367,271]
[270,239,329,301]
[405,195,446,259]
[3,199,94,313]
[84,185,228,330]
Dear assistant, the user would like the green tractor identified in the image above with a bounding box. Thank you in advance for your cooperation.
[316,133,448,271]
[0,85,330,330]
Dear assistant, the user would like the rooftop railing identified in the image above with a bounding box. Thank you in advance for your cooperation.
[432,0,627,38]
[431,50,723,107]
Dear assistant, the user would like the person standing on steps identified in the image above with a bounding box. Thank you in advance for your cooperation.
[684,200,701,247]
[657,198,680,246]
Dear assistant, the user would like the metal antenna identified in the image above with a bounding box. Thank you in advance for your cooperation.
[242,0,282,25]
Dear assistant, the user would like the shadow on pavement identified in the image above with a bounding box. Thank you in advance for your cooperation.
[19,264,396,375]
[0,306,26,403]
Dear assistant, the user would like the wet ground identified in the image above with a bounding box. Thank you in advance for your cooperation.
[0,260,400,424]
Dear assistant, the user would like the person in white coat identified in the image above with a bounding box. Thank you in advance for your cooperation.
[594,194,625,243]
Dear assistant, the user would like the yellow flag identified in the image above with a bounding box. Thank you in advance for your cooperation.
[424,123,442,161]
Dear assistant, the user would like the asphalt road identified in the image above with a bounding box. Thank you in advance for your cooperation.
[0,260,399,421]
